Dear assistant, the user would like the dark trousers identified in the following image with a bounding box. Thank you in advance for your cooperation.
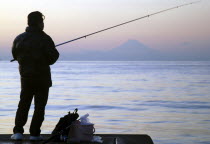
[13,78,49,136]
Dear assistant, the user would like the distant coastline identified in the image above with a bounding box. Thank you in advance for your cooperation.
[1,40,210,61]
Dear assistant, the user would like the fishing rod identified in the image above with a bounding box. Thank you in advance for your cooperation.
[10,1,200,62]
[55,1,200,47]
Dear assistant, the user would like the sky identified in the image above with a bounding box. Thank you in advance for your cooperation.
[0,0,210,60]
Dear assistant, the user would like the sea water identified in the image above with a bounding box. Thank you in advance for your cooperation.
[0,61,210,144]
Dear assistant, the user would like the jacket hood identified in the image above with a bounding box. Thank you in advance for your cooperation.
[26,26,43,33]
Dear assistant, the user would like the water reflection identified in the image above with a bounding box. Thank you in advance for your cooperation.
[0,61,210,144]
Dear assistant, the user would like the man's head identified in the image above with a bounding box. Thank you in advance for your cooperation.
[28,11,45,30]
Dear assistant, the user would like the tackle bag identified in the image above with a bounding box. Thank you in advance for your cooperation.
[42,108,79,144]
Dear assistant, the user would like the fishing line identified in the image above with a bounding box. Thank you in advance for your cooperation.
[55,1,200,47]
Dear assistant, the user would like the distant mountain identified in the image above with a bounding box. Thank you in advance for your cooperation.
[105,39,163,60]
[60,40,165,61]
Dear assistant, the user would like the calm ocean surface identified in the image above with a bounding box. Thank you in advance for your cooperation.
[0,61,210,144]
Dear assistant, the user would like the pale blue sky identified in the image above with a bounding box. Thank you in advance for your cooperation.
[0,0,209,59]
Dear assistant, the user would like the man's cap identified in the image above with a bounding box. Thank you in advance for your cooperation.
[28,11,45,26]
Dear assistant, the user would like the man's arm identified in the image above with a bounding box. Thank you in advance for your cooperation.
[44,35,59,65]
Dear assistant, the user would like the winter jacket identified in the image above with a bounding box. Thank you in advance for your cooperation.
[12,26,59,87]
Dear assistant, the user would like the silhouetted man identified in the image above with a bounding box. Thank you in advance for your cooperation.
[11,11,59,141]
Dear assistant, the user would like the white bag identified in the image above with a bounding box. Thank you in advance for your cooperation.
[67,114,95,143]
